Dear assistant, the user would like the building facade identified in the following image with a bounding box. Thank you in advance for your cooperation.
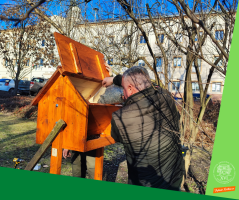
[0,13,227,100]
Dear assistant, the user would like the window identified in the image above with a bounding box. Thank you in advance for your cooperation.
[214,56,223,67]
[138,60,145,67]
[15,60,19,67]
[172,81,180,91]
[212,82,221,92]
[42,40,45,47]
[26,60,30,66]
[156,58,162,72]
[139,35,146,44]
[121,58,128,64]
[158,34,164,43]
[80,38,86,44]
[94,37,99,45]
[108,36,114,45]
[215,30,224,40]
[33,78,44,83]
[195,31,203,42]
[192,82,199,92]
[123,36,130,44]
[108,58,113,66]
[173,57,182,67]
[6,42,9,49]
[192,59,201,73]
[175,33,182,43]
[40,59,43,66]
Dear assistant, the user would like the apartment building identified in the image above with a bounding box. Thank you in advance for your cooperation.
[0,12,227,100]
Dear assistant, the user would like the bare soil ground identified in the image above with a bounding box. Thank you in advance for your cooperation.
[0,91,37,119]
[0,93,220,194]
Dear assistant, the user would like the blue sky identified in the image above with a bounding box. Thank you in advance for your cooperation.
[0,0,15,5]
[0,0,238,28]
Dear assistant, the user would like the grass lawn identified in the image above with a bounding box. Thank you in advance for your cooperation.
[0,112,126,181]
[0,113,72,175]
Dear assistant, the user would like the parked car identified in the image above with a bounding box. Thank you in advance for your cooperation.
[193,93,210,100]
[30,77,49,96]
[18,80,31,95]
[0,79,15,94]
[0,79,31,95]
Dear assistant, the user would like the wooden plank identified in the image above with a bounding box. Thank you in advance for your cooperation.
[69,43,82,74]
[54,33,75,74]
[94,147,104,180]
[87,104,121,135]
[86,84,102,102]
[24,119,66,171]
[49,130,63,174]
[31,69,61,106]
[61,76,88,152]
[68,76,101,101]
[86,136,115,152]
[54,32,109,80]
[101,123,111,137]
[60,71,103,83]
[36,92,50,144]
[96,55,104,80]
[36,75,66,145]
[49,83,65,174]
[58,66,64,74]
[47,79,55,140]
[35,99,44,144]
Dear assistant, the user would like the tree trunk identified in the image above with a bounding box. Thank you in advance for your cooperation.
[181,53,194,186]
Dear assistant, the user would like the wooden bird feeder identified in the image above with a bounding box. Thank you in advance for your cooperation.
[31,32,121,180]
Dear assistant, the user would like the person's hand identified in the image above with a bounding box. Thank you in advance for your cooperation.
[102,77,114,87]
[63,149,71,159]
[104,61,113,76]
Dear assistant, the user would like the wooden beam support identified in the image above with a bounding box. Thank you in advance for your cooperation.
[86,136,115,152]
[94,147,104,180]
[24,119,66,171]
[49,131,64,174]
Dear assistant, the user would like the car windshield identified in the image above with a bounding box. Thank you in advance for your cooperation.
[33,78,44,83]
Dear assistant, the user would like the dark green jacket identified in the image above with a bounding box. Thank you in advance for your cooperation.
[111,86,185,190]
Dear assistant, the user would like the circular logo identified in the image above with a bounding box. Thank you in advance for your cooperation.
[213,161,236,184]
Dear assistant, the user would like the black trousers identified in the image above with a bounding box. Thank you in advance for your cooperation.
[71,150,96,179]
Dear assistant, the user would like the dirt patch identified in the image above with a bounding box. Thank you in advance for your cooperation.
[175,100,220,194]
[0,92,37,120]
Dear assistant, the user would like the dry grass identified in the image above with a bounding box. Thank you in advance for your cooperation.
[0,113,126,180]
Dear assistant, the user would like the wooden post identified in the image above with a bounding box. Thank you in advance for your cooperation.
[25,119,66,171]
[94,147,104,180]
[49,131,63,174]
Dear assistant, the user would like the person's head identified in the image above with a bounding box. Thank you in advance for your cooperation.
[122,66,151,100]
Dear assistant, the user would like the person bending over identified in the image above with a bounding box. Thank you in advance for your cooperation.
[107,66,184,190]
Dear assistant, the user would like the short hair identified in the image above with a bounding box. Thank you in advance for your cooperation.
[122,66,151,91]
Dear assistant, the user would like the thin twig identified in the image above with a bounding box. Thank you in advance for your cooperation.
[0,0,46,26]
